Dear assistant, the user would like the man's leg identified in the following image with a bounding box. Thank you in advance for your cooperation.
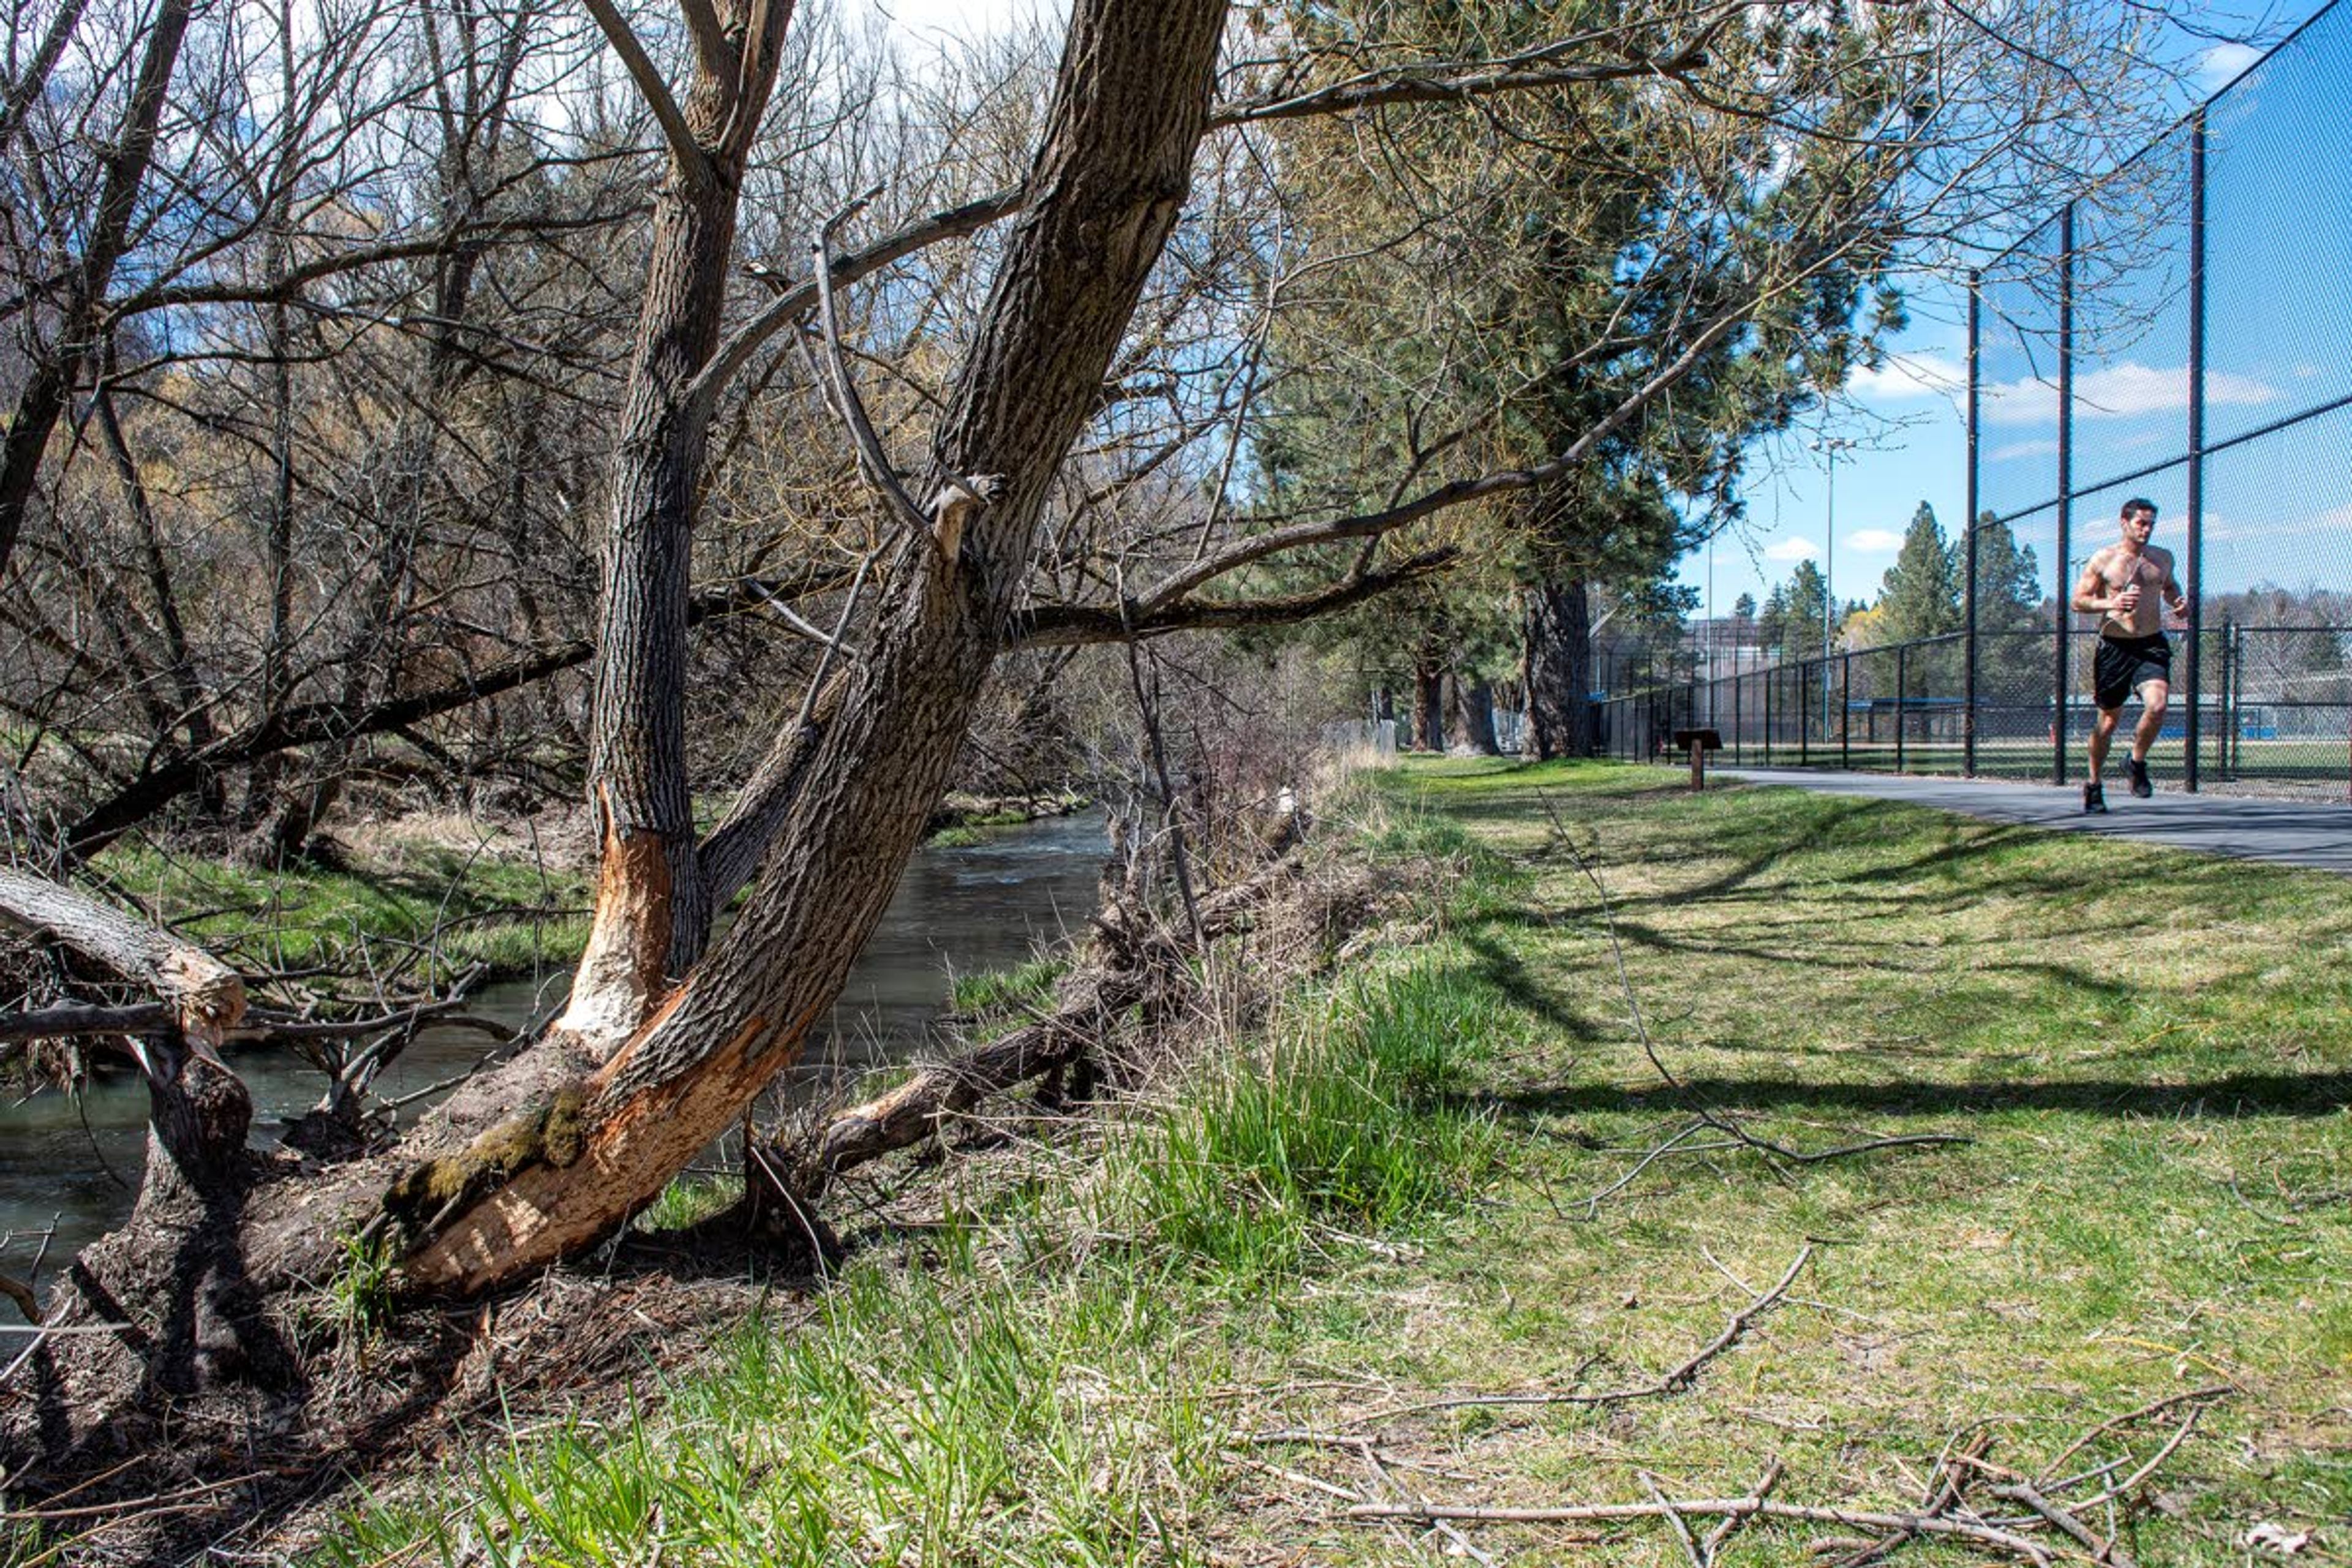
[2084,704,2119,812]
[2127,678,2169,797]
[2131,679,2170,761]
[2087,704,2121,782]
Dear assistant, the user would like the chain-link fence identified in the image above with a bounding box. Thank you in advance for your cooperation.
[1596,2,2352,794]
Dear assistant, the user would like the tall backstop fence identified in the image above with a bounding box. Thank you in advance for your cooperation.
[1598,0,2352,794]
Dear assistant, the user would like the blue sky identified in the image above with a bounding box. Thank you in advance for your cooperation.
[1688,11,2335,620]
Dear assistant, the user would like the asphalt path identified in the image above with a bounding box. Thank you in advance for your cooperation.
[1717,768,2352,874]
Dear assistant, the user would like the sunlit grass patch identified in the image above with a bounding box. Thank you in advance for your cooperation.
[308,1252,1232,1567]
[1104,960,1508,1275]
[951,955,1065,1017]
[93,839,588,983]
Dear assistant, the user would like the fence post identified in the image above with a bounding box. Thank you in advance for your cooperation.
[1896,642,1909,772]
[2217,616,2233,780]
[1734,669,1743,766]
[1964,269,1981,777]
[1841,652,1852,768]
[2184,110,2207,793]
[1800,658,1811,766]
[2054,202,2076,786]
[1764,666,1773,765]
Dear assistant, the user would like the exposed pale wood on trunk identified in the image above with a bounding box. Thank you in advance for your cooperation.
[0,867,245,1047]
[404,0,1230,1293]
[560,0,799,1044]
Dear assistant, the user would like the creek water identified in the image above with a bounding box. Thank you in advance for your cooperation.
[0,810,1107,1264]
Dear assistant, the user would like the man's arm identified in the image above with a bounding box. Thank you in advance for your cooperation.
[2159,548,2190,614]
[2070,549,2116,614]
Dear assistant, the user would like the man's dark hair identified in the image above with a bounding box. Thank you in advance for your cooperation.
[2121,497,2157,520]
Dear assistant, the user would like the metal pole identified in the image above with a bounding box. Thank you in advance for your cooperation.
[1897,641,1909,772]
[1841,651,1852,768]
[2054,203,2076,786]
[1801,655,1811,766]
[1964,270,1982,777]
[1823,446,1836,741]
[2184,111,2207,792]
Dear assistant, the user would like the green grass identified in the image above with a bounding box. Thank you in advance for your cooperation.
[1213,757,2352,1563]
[92,839,588,983]
[950,956,1065,1016]
[303,758,2352,1566]
[1104,959,1510,1275]
[309,1240,1234,1567]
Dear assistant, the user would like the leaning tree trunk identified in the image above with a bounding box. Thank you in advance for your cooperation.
[385,0,1230,1294]
[1523,578,1595,760]
[8,0,1228,1470]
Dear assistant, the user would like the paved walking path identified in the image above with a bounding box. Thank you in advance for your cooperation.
[1719,769,2352,873]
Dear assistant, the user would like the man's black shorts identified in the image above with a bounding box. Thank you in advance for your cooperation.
[2094,633,2172,710]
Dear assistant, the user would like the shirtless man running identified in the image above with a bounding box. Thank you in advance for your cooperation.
[2069,497,2190,813]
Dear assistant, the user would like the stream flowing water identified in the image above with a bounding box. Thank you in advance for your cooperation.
[0,810,1107,1264]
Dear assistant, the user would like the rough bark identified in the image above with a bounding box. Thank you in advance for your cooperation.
[1412,651,1445,751]
[557,0,798,1046]
[0,867,246,1046]
[1523,578,1596,759]
[388,0,1229,1294]
[0,872,289,1457]
[1453,673,1501,755]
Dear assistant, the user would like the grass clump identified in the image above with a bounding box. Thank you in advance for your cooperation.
[94,840,587,983]
[1108,960,1505,1274]
[635,1173,737,1233]
[951,955,1065,1016]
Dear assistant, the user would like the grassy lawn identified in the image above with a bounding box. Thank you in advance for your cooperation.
[1213,758,2352,1563]
[293,758,2350,1567]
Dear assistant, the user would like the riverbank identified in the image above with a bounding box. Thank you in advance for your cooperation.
[31,760,2352,1565]
[72,787,1091,990]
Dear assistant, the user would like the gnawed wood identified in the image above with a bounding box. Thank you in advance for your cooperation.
[0,865,245,1055]
[552,806,677,1050]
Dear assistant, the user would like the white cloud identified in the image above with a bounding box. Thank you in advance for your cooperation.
[1765,537,1821,563]
[1847,352,1966,402]
[1989,438,2059,462]
[2198,41,2262,90]
[1846,529,1904,551]
[1981,363,2276,426]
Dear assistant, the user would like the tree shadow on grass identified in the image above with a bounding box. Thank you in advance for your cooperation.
[1483,1070,2352,1121]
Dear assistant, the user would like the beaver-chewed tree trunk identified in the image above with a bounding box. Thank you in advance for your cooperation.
[381,0,1230,1295]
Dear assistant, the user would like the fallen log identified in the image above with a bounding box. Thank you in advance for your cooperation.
[787,854,1298,1204]
[0,865,245,1057]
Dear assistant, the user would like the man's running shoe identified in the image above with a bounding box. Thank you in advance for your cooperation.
[2084,780,2108,814]
[2128,757,2153,798]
